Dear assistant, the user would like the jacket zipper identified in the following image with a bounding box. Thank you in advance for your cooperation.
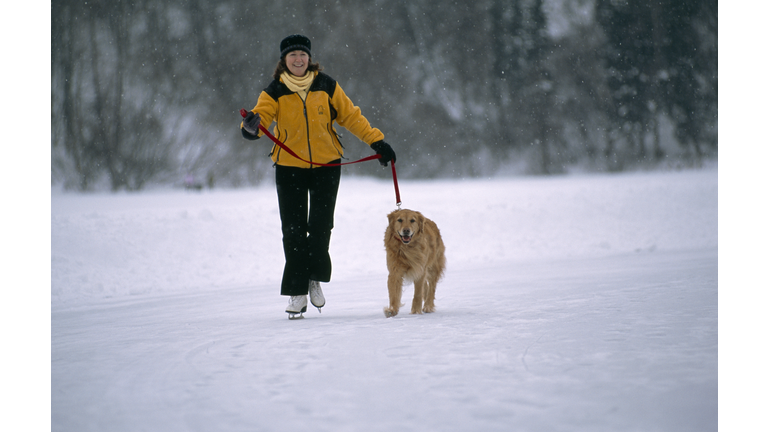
[300,95,312,166]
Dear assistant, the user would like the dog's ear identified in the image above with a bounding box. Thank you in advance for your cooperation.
[387,210,397,226]
[385,211,398,242]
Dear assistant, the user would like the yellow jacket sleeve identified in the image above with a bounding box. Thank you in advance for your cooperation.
[330,83,385,146]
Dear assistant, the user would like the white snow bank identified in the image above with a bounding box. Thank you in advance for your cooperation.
[50,168,718,432]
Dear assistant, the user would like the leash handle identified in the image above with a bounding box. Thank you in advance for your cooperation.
[241,108,402,206]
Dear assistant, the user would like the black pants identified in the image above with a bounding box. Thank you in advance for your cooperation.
[275,163,341,296]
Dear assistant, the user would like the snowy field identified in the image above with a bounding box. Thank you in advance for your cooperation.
[50,168,718,431]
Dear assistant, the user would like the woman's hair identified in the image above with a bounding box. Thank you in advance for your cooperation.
[272,57,323,80]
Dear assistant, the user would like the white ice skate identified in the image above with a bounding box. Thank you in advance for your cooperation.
[286,295,308,320]
[309,280,325,311]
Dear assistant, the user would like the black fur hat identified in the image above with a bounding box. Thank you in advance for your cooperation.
[280,34,311,58]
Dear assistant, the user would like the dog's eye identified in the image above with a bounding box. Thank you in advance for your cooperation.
[410,219,416,223]
[397,218,403,223]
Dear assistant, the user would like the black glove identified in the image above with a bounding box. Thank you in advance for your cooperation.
[242,111,261,135]
[370,141,396,167]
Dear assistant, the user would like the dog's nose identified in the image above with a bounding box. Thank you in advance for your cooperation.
[402,229,411,236]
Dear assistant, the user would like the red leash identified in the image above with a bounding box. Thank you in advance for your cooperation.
[390,161,402,208]
[241,109,401,206]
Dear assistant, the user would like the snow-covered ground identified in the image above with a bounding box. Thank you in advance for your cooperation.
[51,168,718,431]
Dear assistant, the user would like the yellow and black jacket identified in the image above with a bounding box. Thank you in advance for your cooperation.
[241,71,384,168]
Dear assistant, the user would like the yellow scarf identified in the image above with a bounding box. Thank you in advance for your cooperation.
[281,71,316,101]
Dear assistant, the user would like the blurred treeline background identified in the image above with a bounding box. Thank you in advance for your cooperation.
[51,0,717,191]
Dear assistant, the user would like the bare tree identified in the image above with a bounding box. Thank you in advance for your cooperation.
[51,0,718,190]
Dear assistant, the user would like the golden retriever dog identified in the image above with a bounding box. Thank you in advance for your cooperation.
[383,209,446,317]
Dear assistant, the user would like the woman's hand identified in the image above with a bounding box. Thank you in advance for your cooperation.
[242,111,261,134]
[371,141,396,167]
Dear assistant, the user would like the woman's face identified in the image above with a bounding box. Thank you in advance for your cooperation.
[285,50,310,77]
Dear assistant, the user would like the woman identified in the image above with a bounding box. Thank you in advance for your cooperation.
[241,34,396,318]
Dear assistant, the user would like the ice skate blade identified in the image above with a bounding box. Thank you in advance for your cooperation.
[287,312,304,320]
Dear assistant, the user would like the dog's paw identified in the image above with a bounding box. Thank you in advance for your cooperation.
[410,308,424,315]
[422,304,435,313]
[384,307,398,318]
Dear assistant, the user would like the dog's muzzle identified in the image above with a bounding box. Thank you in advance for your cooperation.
[398,230,413,244]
